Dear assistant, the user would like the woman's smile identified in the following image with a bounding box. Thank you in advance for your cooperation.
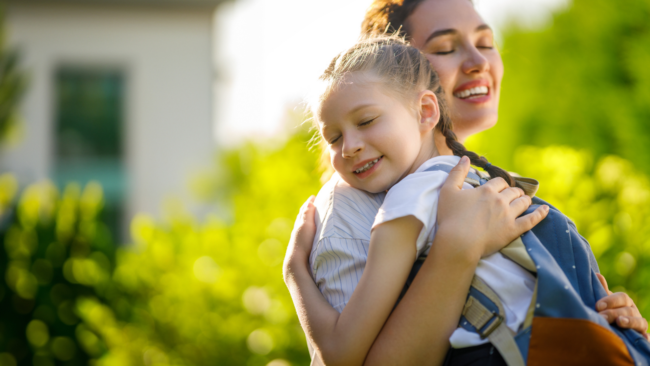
[453,79,491,104]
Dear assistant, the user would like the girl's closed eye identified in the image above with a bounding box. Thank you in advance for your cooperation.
[359,117,377,127]
[328,135,341,145]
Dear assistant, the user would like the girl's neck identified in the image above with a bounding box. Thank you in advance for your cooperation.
[407,130,447,175]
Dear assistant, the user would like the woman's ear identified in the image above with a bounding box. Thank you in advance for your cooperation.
[417,90,440,133]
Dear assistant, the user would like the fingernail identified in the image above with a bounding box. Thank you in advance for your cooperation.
[543,205,550,212]
[599,313,608,322]
[597,301,607,311]
[461,156,469,164]
[620,317,629,325]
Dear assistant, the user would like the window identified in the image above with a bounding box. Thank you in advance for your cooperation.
[54,67,126,240]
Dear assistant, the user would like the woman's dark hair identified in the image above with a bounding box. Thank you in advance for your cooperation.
[314,35,516,187]
[362,0,474,38]
[361,0,428,37]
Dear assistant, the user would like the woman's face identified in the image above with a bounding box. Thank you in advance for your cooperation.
[406,0,504,142]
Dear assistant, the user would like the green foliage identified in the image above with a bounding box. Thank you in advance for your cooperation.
[0,8,26,147]
[468,0,650,174]
[0,175,115,366]
[0,127,322,365]
[512,146,650,315]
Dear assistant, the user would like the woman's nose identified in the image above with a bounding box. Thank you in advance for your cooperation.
[462,45,490,74]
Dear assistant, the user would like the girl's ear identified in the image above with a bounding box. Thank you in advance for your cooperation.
[417,90,440,134]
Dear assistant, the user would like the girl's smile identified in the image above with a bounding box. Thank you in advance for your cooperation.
[353,156,383,179]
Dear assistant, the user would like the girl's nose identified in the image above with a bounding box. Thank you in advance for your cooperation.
[342,136,364,158]
[462,45,490,75]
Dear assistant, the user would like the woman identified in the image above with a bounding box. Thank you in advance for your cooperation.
[284,0,648,364]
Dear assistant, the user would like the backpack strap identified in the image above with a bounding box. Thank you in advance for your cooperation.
[423,163,488,187]
[424,162,534,365]
[422,162,540,197]
[462,277,526,366]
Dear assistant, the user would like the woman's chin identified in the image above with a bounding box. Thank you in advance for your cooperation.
[453,114,499,141]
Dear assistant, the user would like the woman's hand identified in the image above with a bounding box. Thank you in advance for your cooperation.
[596,273,649,340]
[283,196,317,283]
[437,156,550,260]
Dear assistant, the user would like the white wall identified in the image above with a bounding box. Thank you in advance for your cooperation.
[3,3,217,225]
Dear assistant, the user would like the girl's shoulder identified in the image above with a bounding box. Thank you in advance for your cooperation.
[313,173,385,243]
[385,156,461,200]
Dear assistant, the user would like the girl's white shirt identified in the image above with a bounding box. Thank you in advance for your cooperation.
[373,155,535,347]
[309,155,535,348]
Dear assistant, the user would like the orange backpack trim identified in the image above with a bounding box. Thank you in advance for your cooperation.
[528,317,635,366]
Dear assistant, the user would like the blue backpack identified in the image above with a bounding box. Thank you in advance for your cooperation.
[401,164,650,366]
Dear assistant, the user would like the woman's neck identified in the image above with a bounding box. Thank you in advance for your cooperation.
[434,130,454,156]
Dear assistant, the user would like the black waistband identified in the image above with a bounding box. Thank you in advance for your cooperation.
[443,343,507,366]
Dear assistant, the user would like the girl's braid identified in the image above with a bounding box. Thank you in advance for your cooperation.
[431,82,516,187]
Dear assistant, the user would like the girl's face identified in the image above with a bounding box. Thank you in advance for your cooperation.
[406,0,504,142]
[318,73,438,193]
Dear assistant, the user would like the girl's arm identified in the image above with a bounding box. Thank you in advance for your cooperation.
[287,215,426,366]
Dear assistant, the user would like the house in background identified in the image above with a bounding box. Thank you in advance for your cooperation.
[1,0,230,238]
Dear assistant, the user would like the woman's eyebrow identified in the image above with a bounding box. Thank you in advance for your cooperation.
[476,24,492,33]
[425,29,456,44]
[424,24,492,44]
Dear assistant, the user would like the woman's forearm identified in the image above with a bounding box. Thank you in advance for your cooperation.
[364,227,480,366]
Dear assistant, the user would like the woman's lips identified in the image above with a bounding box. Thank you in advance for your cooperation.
[453,80,491,104]
[354,156,383,179]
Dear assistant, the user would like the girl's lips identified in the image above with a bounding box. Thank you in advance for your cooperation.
[354,156,383,179]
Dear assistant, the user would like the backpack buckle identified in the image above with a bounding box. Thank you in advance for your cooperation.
[478,312,504,339]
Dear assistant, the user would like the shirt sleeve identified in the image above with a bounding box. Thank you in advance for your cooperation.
[372,171,448,255]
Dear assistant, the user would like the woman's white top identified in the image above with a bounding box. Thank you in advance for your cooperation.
[310,155,535,348]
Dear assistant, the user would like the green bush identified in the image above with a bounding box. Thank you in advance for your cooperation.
[0,129,322,366]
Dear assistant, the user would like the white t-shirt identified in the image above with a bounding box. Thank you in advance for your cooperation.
[372,155,536,348]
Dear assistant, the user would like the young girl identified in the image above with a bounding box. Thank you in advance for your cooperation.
[288,35,649,366]
[292,35,543,366]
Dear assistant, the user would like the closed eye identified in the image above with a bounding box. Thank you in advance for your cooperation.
[359,118,376,127]
[434,50,454,55]
[328,135,341,145]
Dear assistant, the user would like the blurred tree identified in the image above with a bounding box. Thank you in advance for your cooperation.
[0,8,25,149]
[85,123,321,366]
[468,0,650,174]
[0,176,115,366]
[0,114,321,365]
[511,146,650,315]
